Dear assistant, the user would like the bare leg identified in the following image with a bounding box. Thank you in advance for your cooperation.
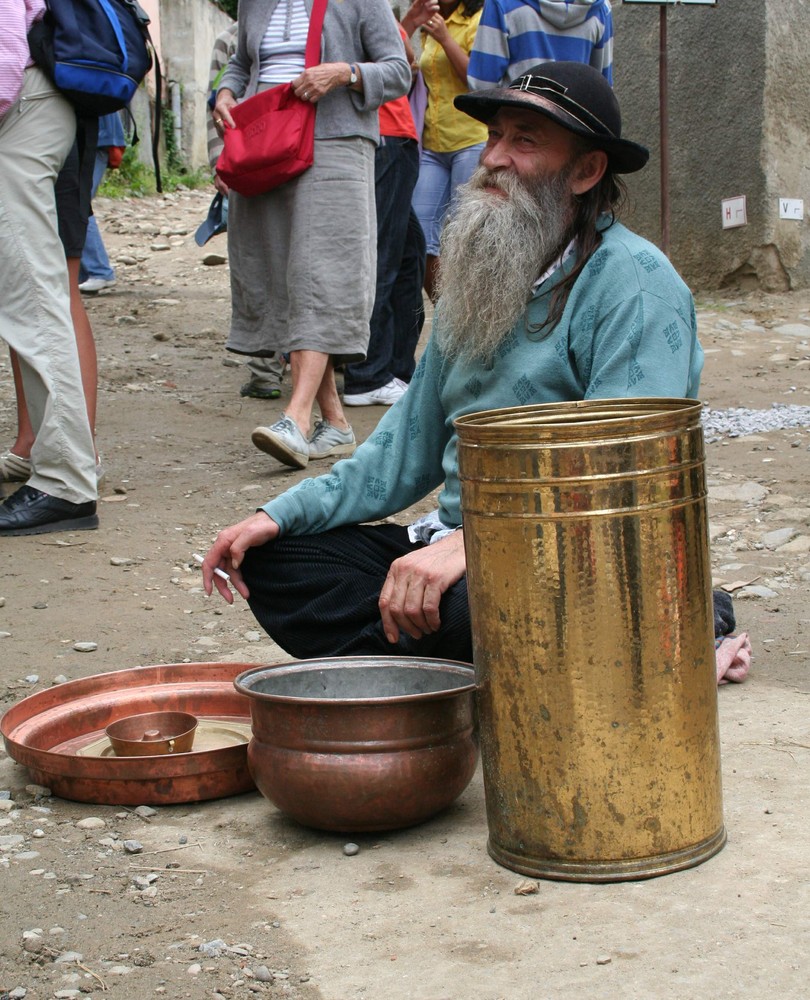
[286,350,350,437]
[66,257,98,443]
[8,349,34,458]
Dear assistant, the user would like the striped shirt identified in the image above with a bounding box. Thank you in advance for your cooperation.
[258,0,310,86]
[468,0,613,91]
[0,0,45,119]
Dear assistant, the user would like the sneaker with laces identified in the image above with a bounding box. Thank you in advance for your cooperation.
[308,420,357,460]
[0,451,32,483]
[240,379,282,400]
[343,377,408,407]
[251,415,310,469]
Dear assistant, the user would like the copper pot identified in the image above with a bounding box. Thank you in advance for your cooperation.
[106,711,198,756]
[234,657,478,833]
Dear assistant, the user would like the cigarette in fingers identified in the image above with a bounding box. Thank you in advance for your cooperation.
[192,552,231,582]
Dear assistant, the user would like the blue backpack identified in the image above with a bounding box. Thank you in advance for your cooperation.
[28,0,163,188]
[28,0,156,115]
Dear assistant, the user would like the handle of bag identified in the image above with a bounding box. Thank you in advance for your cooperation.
[304,0,329,69]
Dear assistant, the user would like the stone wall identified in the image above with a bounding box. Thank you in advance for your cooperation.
[613,0,810,291]
[158,0,234,172]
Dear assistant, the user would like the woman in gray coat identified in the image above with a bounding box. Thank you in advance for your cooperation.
[214,0,411,470]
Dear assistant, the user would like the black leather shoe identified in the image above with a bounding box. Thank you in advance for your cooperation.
[0,485,98,536]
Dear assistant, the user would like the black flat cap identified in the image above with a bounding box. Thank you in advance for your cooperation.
[455,61,649,174]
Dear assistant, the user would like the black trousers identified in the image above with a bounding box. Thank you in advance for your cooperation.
[240,524,473,663]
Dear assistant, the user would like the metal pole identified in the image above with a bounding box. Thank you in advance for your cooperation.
[659,5,670,255]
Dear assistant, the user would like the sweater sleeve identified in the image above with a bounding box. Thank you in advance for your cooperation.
[262,335,452,536]
[350,6,412,111]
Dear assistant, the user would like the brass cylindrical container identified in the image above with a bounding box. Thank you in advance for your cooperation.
[456,398,725,881]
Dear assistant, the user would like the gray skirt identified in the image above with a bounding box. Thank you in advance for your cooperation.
[226,136,376,365]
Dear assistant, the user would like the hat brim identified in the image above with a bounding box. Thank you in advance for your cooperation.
[194,192,227,247]
[455,90,649,175]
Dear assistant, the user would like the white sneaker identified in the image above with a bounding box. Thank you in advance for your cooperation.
[343,377,408,407]
[251,415,309,469]
[308,420,356,459]
[78,277,116,294]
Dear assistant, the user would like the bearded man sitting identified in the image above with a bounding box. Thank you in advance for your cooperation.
[203,61,723,669]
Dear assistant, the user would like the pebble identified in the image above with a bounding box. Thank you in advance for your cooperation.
[132,873,158,890]
[199,939,227,956]
[203,253,227,266]
[54,991,82,999]
[123,839,143,854]
[32,602,47,609]
[25,784,51,799]
[762,526,799,549]
[54,950,84,964]
[0,631,11,639]
[52,674,68,685]
[738,584,779,599]
[76,817,106,830]
[0,800,15,812]
[255,966,273,983]
[187,963,202,975]
[24,675,38,684]
[343,842,360,856]
[773,323,810,338]
[110,556,136,566]
[709,481,769,503]
[134,805,158,818]
[72,641,98,653]
[1,834,25,848]
[596,954,612,965]
[21,929,43,952]
[243,630,262,643]
[7,988,26,999]
[31,828,45,838]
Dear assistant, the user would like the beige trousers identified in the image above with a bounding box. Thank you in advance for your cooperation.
[0,68,96,503]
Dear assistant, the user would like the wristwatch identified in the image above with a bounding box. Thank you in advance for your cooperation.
[348,64,358,86]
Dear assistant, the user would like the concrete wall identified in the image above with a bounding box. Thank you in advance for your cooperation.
[614,0,810,291]
[158,0,234,170]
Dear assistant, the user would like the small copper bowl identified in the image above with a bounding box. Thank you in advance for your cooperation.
[235,657,478,833]
[105,711,198,757]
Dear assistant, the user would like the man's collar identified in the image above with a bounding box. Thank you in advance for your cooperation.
[532,239,576,291]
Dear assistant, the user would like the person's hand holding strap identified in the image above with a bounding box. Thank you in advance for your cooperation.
[213,88,238,131]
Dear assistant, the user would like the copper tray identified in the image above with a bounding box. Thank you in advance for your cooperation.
[0,662,257,805]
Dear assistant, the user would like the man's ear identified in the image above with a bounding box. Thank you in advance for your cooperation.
[571,149,608,195]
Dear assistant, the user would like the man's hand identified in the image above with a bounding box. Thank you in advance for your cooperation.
[378,529,466,644]
[202,512,279,604]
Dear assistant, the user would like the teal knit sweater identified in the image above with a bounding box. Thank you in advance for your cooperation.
[263,220,702,535]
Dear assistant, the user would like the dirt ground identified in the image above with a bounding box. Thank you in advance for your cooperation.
[1,187,808,1000]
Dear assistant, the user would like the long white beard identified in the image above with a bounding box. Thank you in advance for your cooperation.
[436,165,575,364]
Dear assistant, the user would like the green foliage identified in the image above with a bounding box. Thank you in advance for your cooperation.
[216,0,238,19]
[98,124,211,199]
